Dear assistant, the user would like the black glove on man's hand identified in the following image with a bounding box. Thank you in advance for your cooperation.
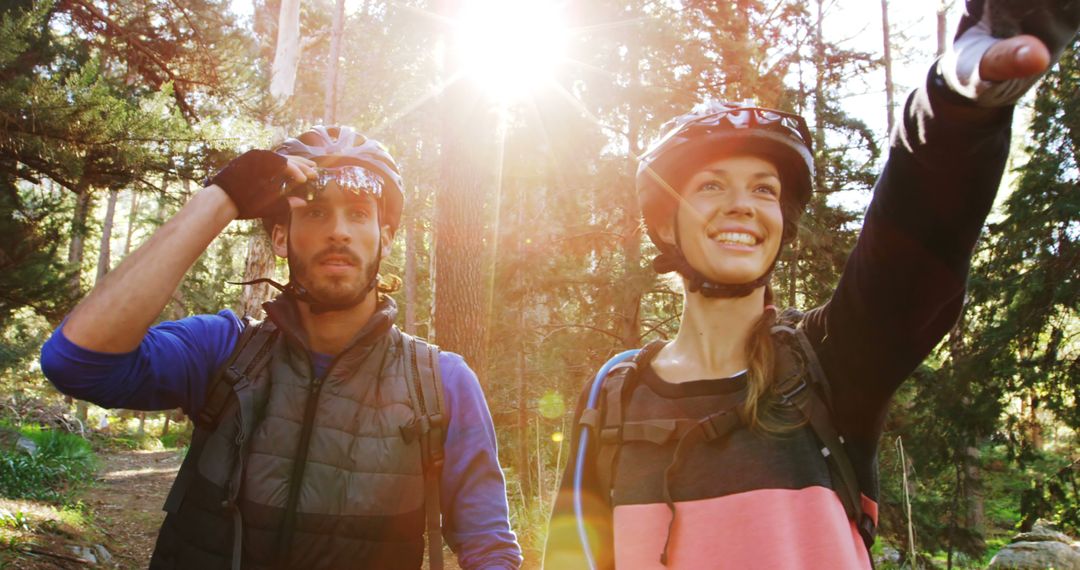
[943,0,1080,107]
[209,149,289,219]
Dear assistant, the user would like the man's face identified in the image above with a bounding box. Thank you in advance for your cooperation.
[271,182,391,306]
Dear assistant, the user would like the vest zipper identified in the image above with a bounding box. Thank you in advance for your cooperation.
[276,354,333,566]
[272,326,386,567]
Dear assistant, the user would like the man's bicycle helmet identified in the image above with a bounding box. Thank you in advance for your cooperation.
[263,126,404,234]
[636,102,815,297]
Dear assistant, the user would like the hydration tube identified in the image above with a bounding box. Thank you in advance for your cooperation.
[574,349,640,570]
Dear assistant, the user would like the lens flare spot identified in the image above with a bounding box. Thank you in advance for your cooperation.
[551,431,564,443]
[538,391,566,419]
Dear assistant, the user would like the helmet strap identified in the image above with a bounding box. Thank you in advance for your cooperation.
[653,246,775,298]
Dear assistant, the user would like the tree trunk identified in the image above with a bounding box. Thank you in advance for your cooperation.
[123,190,140,257]
[962,441,985,546]
[240,0,303,317]
[618,41,643,348]
[67,184,95,424]
[435,95,495,378]
[881,0,896,134]
[516,323,532,503]
[240,232,277,318]
[514,181,533,503]
[162,412,171,437]
[404,185,419,335]
[323,0,346,123]
[96,188,120,282]
[786,238,799,307]
[434,5,496,381]
[535,416,544,505]
[73,188,120,426]
[67,185,94,297]
[813,0,827,193]
[1028,391,1043,449]
[270,0,302,100]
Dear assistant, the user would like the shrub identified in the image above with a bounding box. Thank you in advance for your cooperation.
[0,427,96,503]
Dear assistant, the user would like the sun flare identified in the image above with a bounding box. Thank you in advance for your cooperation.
[454,0,568,102]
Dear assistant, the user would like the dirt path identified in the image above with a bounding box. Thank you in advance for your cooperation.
[81,450,464,569]
[86,449,182,568]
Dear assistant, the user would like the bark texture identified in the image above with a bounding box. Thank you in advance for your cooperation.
[323,0,346,123]
[269,0,301,100]
[67,185,93,297]
[434,26,498,381]
[240,230,276,318]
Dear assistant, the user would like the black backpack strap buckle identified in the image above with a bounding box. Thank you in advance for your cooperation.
[578,408,601,431]
[699,410,743,441]
[399,417,420,443]
[599,426,622,444]
[778,378,808,405]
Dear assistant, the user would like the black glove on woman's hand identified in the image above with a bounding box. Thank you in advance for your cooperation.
[209,149,289,219]
[943,0,1080,107]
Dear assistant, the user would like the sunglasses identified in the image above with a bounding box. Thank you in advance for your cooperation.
[284,165,384,201]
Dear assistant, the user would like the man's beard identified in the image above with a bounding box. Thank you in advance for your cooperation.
[289,244,378,307]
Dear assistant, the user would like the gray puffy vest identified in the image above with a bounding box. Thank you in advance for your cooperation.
[149,297,446,570]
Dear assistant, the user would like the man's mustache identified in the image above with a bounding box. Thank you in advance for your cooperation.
[313,246,361,266]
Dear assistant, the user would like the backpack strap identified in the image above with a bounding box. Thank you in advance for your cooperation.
[772,317,876,552]
[198,317,279,429]
[585,340,666,502]
[399,333,446,570]
[165,318,279,512]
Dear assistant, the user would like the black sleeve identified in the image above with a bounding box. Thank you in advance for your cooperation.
[544,380,615,570]
[801,62,1015,440]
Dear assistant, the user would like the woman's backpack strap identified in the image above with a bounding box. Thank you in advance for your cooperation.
[771,311,875,552]
[586,340,666,502]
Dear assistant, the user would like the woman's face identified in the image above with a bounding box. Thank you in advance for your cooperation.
[661,154,784,286]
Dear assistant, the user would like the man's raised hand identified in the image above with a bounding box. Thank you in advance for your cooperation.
[209,150,316,220]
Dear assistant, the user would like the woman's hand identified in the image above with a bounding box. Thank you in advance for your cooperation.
[943,0,1080,106]
[979,35,1051,81]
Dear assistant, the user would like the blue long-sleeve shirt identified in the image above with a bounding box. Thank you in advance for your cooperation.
[41,309,522,569]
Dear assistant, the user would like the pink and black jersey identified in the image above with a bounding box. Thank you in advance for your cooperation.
[606,354,874,569]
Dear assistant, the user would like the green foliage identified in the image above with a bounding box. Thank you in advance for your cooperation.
[0,510,31,532]
[0,426,96,503]
[1019,456,1080,534]
[0,309,53,381]
[158,429,192,451]
[871,39,1080,563]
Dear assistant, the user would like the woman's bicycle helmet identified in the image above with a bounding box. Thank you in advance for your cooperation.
[636,102,815,297]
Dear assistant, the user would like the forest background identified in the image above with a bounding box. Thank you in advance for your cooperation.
[0,0,1077,568]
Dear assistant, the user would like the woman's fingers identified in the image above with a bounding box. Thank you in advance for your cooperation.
[979,35,1051,82]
